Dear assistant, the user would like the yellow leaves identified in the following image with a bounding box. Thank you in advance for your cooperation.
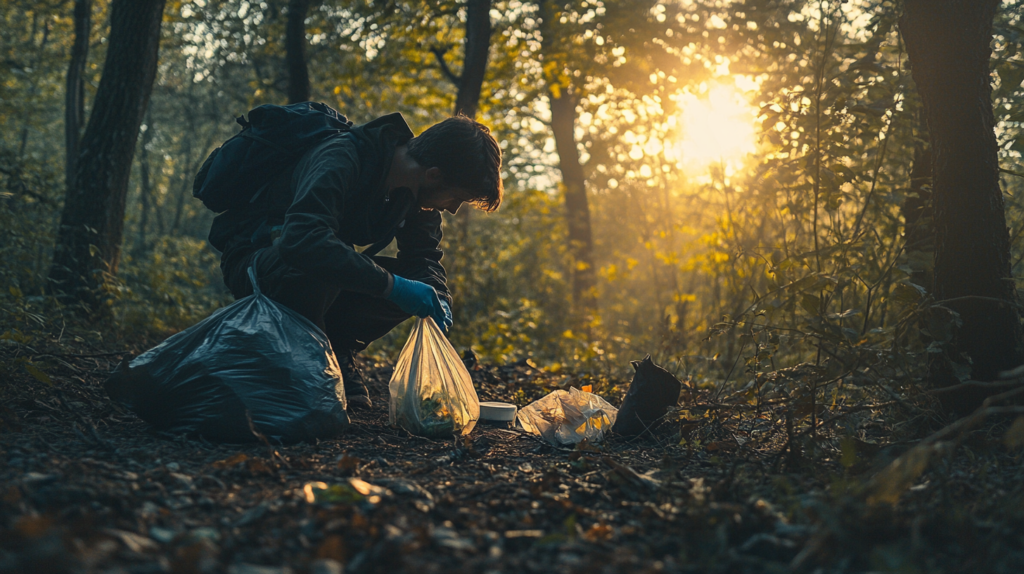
[601,264,620,282]
[709,251,730,264]
[656,251,680,266]
[698,231,722,247]
[550,83,562,100]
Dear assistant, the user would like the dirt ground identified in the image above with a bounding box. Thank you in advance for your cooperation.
[3,342,1024,574]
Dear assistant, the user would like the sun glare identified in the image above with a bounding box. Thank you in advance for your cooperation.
[667,84,757,175]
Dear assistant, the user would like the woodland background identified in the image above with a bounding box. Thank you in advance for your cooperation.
[2,0,1024,450]
[3,1,1024,572]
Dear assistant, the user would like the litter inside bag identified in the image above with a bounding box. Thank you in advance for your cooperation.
[389,318,479,438]
[105,267,349,444]
[517,387,618,445]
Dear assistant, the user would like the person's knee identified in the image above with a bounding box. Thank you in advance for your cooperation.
[252,246,340,329]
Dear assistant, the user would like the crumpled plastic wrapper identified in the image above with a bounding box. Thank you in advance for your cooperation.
[517,387,618,445]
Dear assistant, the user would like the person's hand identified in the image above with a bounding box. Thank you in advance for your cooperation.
[388,275,451,332]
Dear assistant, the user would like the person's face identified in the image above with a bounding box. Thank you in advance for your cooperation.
[415,167,472,214]
[417,185,472,214]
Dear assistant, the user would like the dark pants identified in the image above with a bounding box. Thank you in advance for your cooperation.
[223,244,449,353]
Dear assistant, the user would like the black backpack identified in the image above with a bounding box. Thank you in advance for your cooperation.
[193,101,353,213]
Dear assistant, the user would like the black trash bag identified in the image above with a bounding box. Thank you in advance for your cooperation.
[105,267,349,443]
[612,355,681,436]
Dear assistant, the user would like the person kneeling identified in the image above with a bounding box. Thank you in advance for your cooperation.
[210,113,503,409]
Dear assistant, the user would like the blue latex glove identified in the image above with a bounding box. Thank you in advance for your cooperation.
[388,275,452,333]
[439,299,453,333]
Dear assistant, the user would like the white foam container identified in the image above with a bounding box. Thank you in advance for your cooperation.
[479,401,517,422]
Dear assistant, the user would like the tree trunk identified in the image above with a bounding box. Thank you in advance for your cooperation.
[285,0,311,104]
[64,0,91,192]
[900,0,1024,395]
[538,0,597,315]
[452,0,493,239]
[549,89,597,313]
[48,0,167,307]
[453,0,492,119]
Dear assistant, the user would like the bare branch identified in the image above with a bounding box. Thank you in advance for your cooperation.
[429,45,461,87]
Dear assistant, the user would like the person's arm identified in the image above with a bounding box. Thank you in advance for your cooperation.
[277,138,391,296]
[394,208,451,303]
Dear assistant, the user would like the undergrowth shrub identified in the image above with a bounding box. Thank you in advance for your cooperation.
[115,235,231,335]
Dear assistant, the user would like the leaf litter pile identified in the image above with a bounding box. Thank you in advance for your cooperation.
[3,339,1024,574]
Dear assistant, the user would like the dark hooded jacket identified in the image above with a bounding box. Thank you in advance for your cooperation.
[211,113,446,298]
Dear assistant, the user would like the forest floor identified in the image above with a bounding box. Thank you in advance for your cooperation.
[2,334,1024,574]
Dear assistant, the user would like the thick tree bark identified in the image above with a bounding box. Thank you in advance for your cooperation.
[64,0,91,192]
[285,0,311,104]
[451,0,493,239]
[48,0,167,306]
[538,0,597,314]
[549,90,597,312]
[453,0,492,119]
[901,0,1024,393]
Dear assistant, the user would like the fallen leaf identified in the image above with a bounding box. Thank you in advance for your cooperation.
[583,522,614,542]
[211,453,249,469]
[1005,416,1024,449]
[706,441,737,452]
[867,442,947,505]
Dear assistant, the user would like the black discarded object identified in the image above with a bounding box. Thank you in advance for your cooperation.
[612,355,682,436]
[105,267,349,444]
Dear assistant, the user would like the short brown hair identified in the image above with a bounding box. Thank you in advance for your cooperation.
[406,115,503,212]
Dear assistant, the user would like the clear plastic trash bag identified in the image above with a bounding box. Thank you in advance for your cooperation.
[104,267,349,444]
[517,387,618,445]
[389,318,479,438]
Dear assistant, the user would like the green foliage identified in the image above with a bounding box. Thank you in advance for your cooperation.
[0,147,62,295]
[1,0,1023,407]
[115,235,231,334]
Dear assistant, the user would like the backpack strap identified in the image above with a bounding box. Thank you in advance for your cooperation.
[362,235,394,257]
[239,130,293,155]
